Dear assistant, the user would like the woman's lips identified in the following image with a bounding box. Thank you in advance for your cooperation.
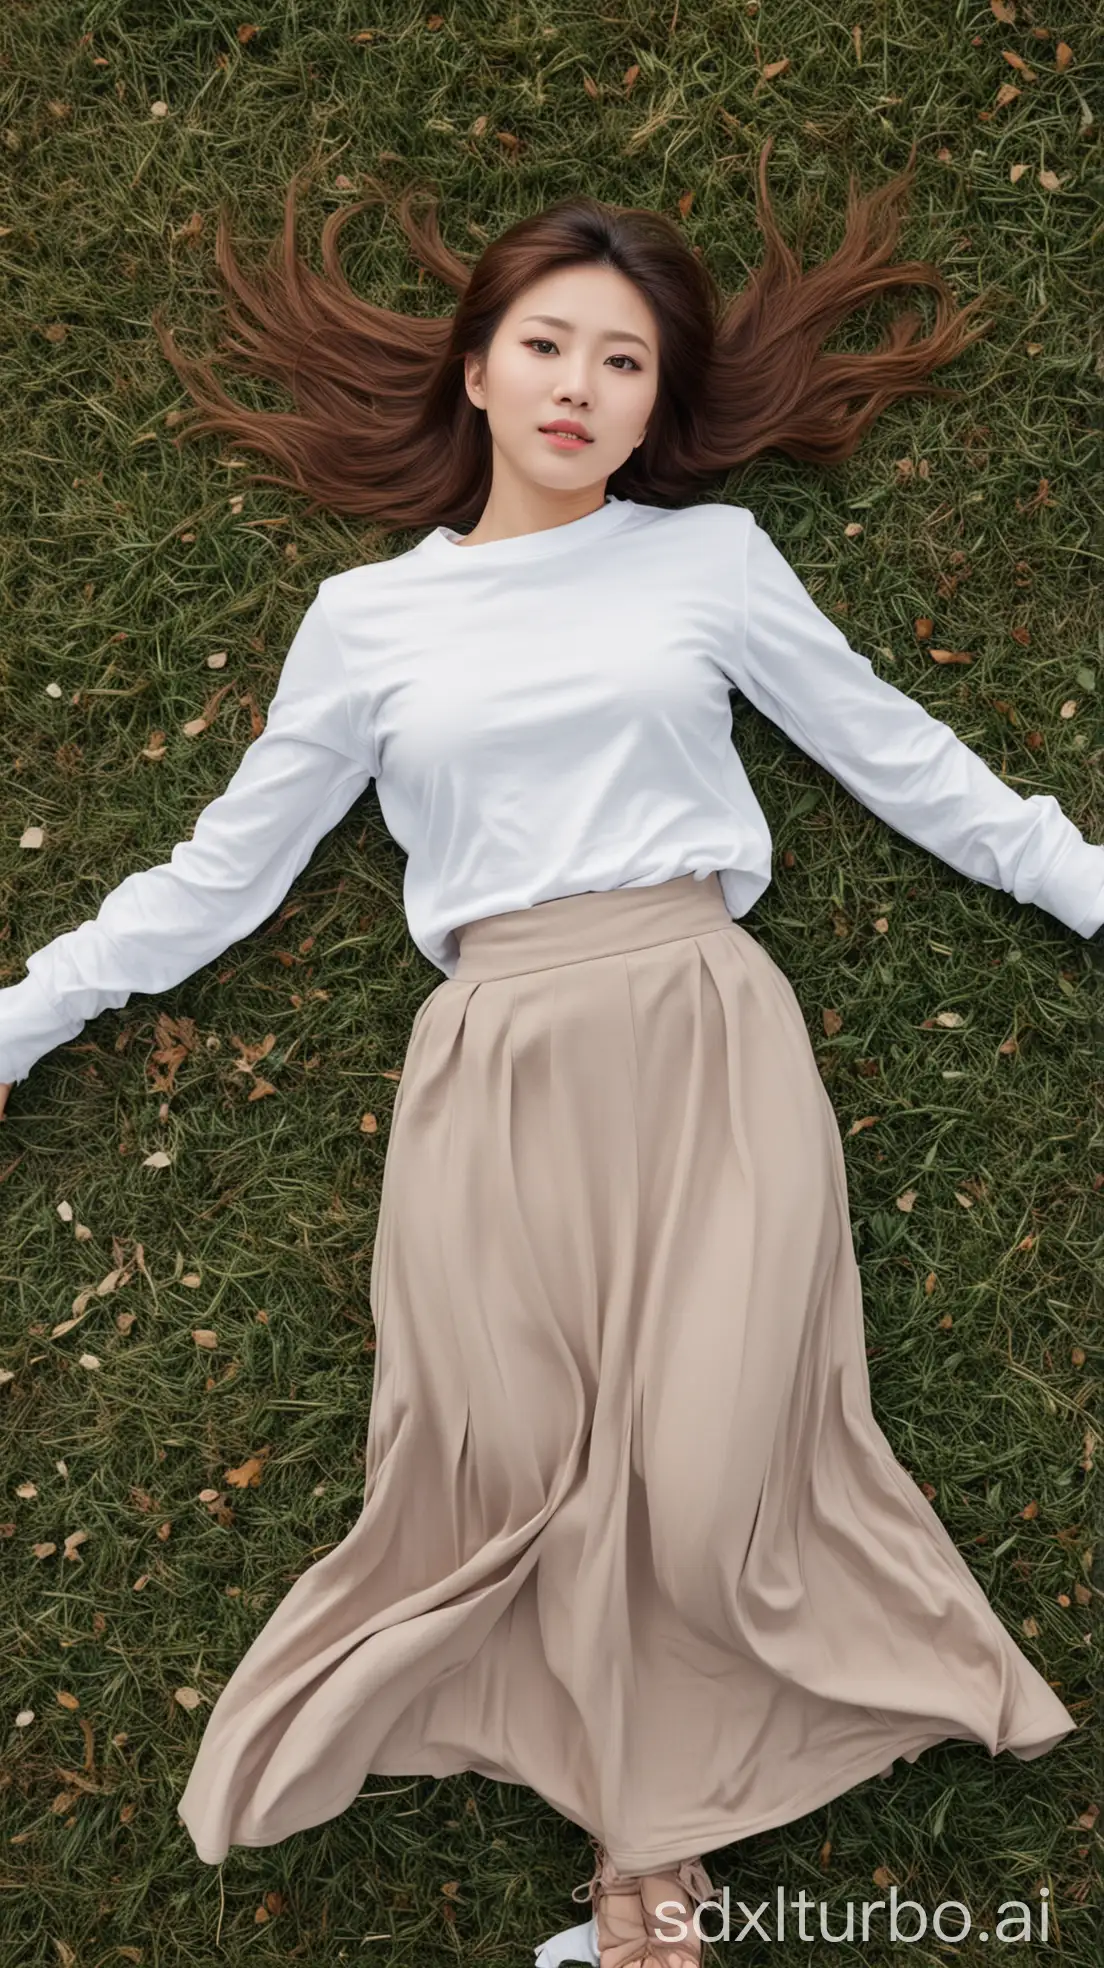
[540,429,592,449]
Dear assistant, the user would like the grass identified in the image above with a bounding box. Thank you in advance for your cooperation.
[1,1,1101,1962]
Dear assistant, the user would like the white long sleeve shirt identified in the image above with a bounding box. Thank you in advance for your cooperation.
[2,493,1102,1088]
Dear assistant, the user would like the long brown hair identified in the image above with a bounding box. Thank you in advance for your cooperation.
[153,139,993,536]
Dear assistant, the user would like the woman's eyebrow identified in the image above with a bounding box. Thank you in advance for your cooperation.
[519,312,652,350]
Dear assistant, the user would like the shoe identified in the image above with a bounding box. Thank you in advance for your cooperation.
[570,1838,651,1968]
[637,1856,718,1966]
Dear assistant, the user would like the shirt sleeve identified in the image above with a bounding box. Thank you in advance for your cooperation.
[720,513,1104,940]
[0,589,377,1089]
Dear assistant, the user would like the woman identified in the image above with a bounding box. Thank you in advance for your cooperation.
[1,144,1100,1968]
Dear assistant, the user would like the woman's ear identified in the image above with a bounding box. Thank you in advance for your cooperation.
[463,352,486,412]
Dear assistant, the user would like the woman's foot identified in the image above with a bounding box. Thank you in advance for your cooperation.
[570,1839,651,1968]
[637,1856,717,1967]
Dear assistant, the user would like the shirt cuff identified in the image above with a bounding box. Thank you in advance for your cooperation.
[1036,828,1104,939]
[0,969,75,1087]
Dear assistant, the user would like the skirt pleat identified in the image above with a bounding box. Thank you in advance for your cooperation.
[176,872,1075,1885]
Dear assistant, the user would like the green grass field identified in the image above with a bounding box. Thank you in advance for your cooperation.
[1,2,1101,1962]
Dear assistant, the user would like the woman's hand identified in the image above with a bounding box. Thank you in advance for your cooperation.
[0,1084,11,1120]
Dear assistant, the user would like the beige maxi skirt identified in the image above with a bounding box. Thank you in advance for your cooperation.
[176,871,1076,1889]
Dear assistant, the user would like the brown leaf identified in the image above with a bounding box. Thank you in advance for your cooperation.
[990,0,1016,22]
[1002,49,1036,79]
[928,648,974,665]
[57,1690,81,1711]
[224,1452,268,1489]
[761,58,790,81]
[1055,41,1073,70]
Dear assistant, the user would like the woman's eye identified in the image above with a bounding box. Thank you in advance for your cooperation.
[523,338,639,371]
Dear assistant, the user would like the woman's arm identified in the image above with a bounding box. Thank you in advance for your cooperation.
[0,588,377,1088]
[721,513,1104,938]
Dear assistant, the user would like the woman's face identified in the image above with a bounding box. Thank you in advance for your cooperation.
[463,263,659,500]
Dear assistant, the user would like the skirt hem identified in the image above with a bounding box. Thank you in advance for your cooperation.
[178,1713,1075,1872]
